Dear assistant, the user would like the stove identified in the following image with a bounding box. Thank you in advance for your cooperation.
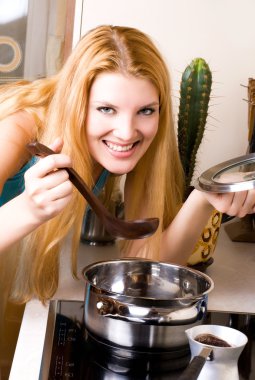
[40,300,251,380]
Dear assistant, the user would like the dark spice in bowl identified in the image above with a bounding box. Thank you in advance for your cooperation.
[195,333,231,347]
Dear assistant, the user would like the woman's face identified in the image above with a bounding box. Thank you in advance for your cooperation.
[86,72,159,176]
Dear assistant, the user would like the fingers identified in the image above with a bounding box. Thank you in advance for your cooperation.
[238,190,255,217]
[26,153,72,179]
[23,153,73,223]
[25,169,71,199]
[49,137,64,153]
[222,190,255,218]
[226,192,247,217]
[203,189,255,218]
[26,179,73,218]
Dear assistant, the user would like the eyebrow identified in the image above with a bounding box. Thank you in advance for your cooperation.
[91,101,116,107]
[141,102,160,107]
[91,101,160,108]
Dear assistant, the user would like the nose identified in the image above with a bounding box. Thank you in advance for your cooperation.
[112,114,137,141]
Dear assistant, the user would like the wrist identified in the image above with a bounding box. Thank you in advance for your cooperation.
[17,192,44,229]
[0,193,42,252]
[187,189,215,214]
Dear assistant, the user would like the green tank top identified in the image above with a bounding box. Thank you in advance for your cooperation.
[0,159,109,206]
[0,157,37,206]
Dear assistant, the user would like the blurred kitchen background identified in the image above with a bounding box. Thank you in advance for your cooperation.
[1,0,255,175]
[0,0,75,83]
[1,1,255,379]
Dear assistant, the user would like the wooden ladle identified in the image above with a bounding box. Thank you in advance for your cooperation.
[26,141,159,240]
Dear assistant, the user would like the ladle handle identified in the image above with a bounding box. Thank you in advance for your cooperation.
[26,141,106,217]
[178,356,205,380]
[178,347,212,380]
[26,141,160,240]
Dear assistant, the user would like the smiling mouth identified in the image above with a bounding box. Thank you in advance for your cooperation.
[104,141,138,152]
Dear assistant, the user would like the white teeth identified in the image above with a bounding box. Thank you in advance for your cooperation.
[106,141,134,152]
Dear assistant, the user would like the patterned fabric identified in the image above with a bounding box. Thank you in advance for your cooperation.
[187,209,222,266]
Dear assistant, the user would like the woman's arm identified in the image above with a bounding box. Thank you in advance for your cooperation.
[0,111,37,194]
[0,153,73,253]
[160,188,255,265]
[0,111,74,253]
[160,190,213,264]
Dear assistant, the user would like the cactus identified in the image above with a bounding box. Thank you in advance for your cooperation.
[177,58,212,198]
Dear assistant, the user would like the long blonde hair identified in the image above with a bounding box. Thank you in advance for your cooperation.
[0,25,183,303]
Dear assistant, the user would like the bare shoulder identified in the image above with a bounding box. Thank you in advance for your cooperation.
[0,111,37,188]
[0,110,36,135]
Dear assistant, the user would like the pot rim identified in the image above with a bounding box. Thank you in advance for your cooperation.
[81,258,214,302]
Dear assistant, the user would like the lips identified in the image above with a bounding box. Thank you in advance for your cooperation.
[104,141,136,152]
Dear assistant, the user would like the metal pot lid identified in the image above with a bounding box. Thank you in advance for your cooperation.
[194,152,255,193]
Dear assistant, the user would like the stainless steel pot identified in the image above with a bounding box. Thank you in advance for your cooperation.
[82,259,214,350]
[80,207,115,245]
[80,195,124,245]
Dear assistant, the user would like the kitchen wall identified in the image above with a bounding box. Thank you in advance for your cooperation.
[0,0,28,82]
[0,0,69,82]
[73,0,255,177]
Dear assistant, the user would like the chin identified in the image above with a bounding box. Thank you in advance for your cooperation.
[107,164,136,175]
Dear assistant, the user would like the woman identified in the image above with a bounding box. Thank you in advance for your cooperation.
[0,25,254,303]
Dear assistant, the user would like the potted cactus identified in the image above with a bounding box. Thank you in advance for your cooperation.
[177,57,212,199]
[177,58,222,268]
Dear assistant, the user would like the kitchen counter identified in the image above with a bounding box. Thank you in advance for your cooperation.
[207,224,255,314]
[9,224,255,380]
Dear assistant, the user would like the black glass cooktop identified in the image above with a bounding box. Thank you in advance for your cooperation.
[39,300,252,380]
[40,300,192,380]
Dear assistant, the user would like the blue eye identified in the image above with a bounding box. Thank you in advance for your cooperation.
[139,107,155,115]
[97,106,114,114]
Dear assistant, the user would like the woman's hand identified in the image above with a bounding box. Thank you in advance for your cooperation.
[0,138,74,253]
[22,138,73,225]
[0,139,73,254]
[160,188,255,265]
[201,189,255,218]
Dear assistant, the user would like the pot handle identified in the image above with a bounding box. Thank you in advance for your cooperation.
[96,297,128,316]
[96,296,206,324]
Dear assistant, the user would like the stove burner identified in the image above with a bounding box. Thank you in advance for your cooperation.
[84,330,191,374]
[85,327,190,358]
[43,301,190,379]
